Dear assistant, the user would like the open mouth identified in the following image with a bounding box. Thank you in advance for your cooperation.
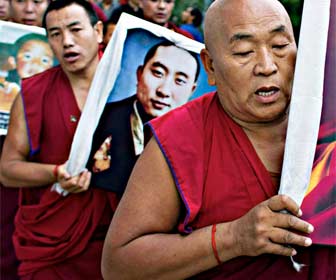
[64,52,80,62]
[255,86,279,96]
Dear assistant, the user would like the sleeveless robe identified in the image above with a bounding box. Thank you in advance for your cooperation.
[14,66,118,279]
[149,92,335,280]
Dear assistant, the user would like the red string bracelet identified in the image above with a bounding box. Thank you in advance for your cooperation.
[211,224,222,265]
[53,164,60,180]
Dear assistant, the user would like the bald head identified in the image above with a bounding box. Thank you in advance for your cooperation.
[204,0,294,53]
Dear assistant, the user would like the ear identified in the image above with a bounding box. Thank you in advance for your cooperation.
[94,21,104,44]
[191,82,197,93]
[200,48,216,86]
[136,65,143,82]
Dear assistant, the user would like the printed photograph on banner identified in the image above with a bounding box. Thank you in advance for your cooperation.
[300,3,335,246]
[67,14,215,195]
[0,21,58,135]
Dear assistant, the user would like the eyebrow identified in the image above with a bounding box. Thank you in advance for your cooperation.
[151,61,190,80]
[229,25,288,44]
[270,24,286,34]
[48,21,81,33]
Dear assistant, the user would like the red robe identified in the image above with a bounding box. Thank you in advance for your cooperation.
[14,66,118,279]
[149,92,335,279]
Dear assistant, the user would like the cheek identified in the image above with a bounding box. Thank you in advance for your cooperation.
[37,5,47,15]
[137,81,150,100]
[142,77,157,96]
[17,60,26,72]
[172,87,192,104]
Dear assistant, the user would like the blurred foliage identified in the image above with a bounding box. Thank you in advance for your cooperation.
[172,0,304,42]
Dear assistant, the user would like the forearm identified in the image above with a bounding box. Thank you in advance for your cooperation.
[0,160,56,188]
[102,223,237,280]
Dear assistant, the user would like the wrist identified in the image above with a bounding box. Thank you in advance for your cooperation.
[53,164,60,181]
[215,222,241,262]
[211,224,222,265]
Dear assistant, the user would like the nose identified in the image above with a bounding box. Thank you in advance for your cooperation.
[158,0,167,9]
[62,31,74,48]
[24,1,34,12]
[156,79,172,98]
[254,48,277,76]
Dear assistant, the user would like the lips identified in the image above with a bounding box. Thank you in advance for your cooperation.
[22,19,36,25]
[63,52,80,63]
[255,86,279,96]
[151,99,170,110]
[155,13,167,19]
[255,86,280,103]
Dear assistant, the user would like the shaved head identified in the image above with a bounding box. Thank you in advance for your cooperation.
[204,0,294,54]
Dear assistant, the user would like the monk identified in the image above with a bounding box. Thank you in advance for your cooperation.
[101,0,335,279]
[0,0,118,279]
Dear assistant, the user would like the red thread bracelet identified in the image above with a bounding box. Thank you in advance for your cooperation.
[53,164,60,179]
[211,224,222,265]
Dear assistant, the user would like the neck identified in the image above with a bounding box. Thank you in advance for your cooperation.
[239,113,288,143]
[230,111,289,178]
[65,59,98,111]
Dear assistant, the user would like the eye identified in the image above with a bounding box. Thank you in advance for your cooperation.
[71,28,82,33]
[41,56,51,65]
[151,68,164,78]
[23,52,32,61]
[273,43,289,49]
[175,76,187,86]
[50,31,60,38]
[233,51,253,57]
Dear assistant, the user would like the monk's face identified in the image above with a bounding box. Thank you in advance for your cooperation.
[10,0,48,26]
[202,0,297,124]
[139,0,175,26]
[0,0,10,21]
[45,3,103,76]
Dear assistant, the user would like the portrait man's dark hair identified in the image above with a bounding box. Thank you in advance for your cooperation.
[142,40,201,82]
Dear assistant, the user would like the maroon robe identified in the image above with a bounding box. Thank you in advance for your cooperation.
[149,92,335,279]
[14,66,118,279]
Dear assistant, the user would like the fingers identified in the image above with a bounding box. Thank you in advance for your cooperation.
[264,242,297,257]
[275,212,314,234]
[267,195,301,216]
[269,227,312,249]
[59,170,92,194]
[57,164,71,180]
[231,195,315,258]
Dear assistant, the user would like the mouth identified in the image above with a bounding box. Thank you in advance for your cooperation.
[255,86,280,102]
[155,13,167,19]
[63,52,80,63]
[22,19,36,25]
[151,99,170,110]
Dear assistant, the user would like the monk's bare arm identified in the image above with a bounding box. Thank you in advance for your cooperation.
[0,95,90,191]
[102,138,315,279]
[101,137,222,279]
[0,95,55,187]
